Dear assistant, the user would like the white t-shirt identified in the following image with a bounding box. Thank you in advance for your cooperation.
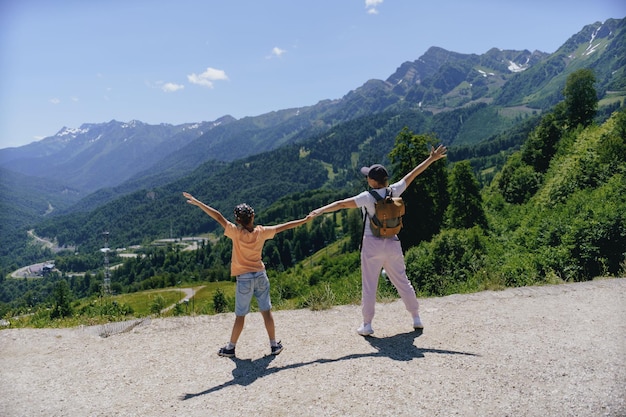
[353,179,407,237]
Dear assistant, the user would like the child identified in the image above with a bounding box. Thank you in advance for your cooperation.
[183,192,312,357]
[309,145,447,335]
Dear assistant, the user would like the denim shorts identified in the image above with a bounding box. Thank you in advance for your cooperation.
[235,270,272,316]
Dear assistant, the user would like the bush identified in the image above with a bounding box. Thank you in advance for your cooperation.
[212,288,228,313]
[272,272,308,301]
[29,308,53,328]
[495,153,542,204]
[406,227,488,296]
[78,300,134,319]
[149,295,167,315]
[564,209,626,280]
[172,302,186,316]
[298,283,336,311]
[498,252,538,287]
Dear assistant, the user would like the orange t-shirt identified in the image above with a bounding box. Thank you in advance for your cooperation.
[223,222,277,276]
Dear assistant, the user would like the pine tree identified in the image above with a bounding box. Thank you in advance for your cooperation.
[389,128,449,250]
[521,105,564,173]
[446,161,488,230]
[563,69,597,128]
[50,279,73,319]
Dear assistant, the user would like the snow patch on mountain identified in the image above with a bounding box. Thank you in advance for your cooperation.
[56,127,89,137]
[508,61,526,73]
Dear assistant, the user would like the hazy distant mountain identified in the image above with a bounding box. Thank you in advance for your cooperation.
[0,118,236,193]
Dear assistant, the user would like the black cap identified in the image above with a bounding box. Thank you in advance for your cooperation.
[360,164,389,183]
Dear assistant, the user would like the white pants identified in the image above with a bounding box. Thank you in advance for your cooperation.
[360,236,420,324]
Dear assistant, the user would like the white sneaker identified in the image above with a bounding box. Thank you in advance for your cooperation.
[357,323,374,336]
[413,316,424,330]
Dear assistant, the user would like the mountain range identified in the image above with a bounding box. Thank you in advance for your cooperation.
[1,17,624,256]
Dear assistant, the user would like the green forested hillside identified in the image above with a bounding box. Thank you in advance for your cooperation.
[2,83,624,325]
[35,106,537,250]
[408,108,625,295]
[0,104,524,280]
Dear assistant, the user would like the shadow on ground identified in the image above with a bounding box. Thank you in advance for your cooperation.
[180,330,479,400]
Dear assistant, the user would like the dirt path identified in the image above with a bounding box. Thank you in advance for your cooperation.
[0,278,624,417]
[27,229,56,249]
[160,287,202,314]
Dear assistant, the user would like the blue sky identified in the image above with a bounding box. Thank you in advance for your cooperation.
[1,0,624,149]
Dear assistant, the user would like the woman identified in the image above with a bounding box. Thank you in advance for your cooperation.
[309,145,447,335]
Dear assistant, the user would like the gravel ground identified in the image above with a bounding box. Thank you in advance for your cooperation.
[1,278,625,417]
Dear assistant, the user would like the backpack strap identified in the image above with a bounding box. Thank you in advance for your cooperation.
[367,187,391,228]
[368,187,390,201]
[361,188,389,249]
[359,209,367,252]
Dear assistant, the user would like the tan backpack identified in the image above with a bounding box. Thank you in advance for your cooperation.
[366,188,405,238]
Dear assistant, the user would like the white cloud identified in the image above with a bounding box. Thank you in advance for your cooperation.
[187,67,229,88]
[267,46,287,59]
[162,82,185,92]
[365,0,383,14]
[49,98,60,105]
[71,96,79,102]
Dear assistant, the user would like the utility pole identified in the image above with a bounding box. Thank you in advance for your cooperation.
[100,231,111,295]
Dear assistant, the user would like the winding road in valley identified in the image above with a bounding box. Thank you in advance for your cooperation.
[160,287,204,314]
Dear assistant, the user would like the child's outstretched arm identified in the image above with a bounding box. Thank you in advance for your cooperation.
[183,192,228,229]
[274,214,315,234]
